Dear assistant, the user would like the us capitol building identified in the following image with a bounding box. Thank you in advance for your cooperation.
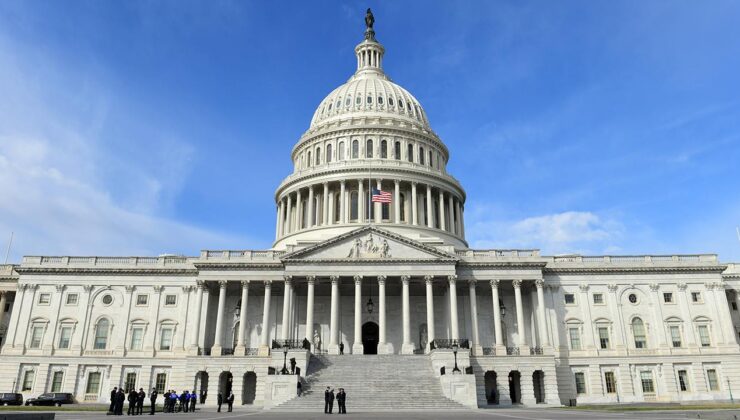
[1,12,739,410]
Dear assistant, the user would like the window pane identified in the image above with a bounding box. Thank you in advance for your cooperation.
[351,141,359,159]
[640,371,654,393]
[350,192,358,221]
[30,326,44,349]
[58,327,72,349]
[160,328,173,351]
[569,328,581,350]
[94,320,109,349]
[632,319,646,348]
[707,369,719,391]
[698,325,711,347]
[407,144,413,162]
[670,326,682,348]
[593,294,603,304]
[604,372,617,394]
[380,140,387,158]
[366,140,373,158]
[86,372,101,394]
[564,294,575,304]
[165,295,176,306]
[22,371,34,391]
[338,142,345,160]
[131,328,144,350]
[598,327,610,349]
[394,142,401,160]
[125,373,137,392]
[677,370,689,392]
[155,373,167,394]
[51,371,64,393]
[66,294,78,305]
[574,372,586,394]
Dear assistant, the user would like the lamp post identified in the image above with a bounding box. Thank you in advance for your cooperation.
[728,378,734,403]
[366,297,374,314]
[281,345,289,374]
[452,342,460,374]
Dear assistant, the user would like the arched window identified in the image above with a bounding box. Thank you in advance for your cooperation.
[367,95,373,105]
[307,151,312,167]
[338,142,345,161]
[632,318,647,348]
[419,147,425,165]
[394,141,401,160]
[315,148,321,165]
[335,195,341,223]
[382,203,390,220]
[94,319,110,350]
[399,99,405,110]
[407,144,414,162]
[352,140,359,159]
[326,144,333,163]
[366,139,373,158]
[377,96,384,105]
[380,140,388,158]
[350,191,359,221]
[399,193,406,222]
[429,150,433,166]
[389,97,394,107]
[356,96,361,105]
[345,96,351,107]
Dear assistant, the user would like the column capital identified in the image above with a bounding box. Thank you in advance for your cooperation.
[489,279,500,289]
[308,185,314,192]
[154,285,165,293]
[677,282,687,291]
[124,285,135,293]
[83,284,94,293]
[535,279,545,289]
[283,275,293,284]
[411,181,418,186]
[196,280,206,290]
[353,275,363,285]
[340,179,346,186]
[216,281,227,290]
[424,275,434,284]
[377,275,386,285]
[447,274,457,284]
[306,275,316,284]
[240,280,250,288]
[649,283,660,292]
[323,181,329,187]
[181,285,194,293]
[401,275,410,285]
[607,283,618,292]
[55,284,66,292]
[512,279,522,289]
[264,280,272,289]
[330,275,340,285]
[578,283,589,292]
[394,179,400,186]
[468,278,477,286]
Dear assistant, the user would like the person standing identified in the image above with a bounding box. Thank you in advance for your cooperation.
[169,391,178,413]
[137,388,145,415]
[200,389,207,405]
[339,342,344,355]
[117,389,126,415]
[324,387,335,414]
[149,388,158,415]
[180,390,188,413]
[110,387,118,413]
[297,381,302,397]
[337,388,347,414]
[227,391,234,412]
[163,390,170,413]
[127,389,137,415]
[217,392,223,413]
[189,390,197,413]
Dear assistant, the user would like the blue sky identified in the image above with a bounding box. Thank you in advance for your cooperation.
[1,1,739,262]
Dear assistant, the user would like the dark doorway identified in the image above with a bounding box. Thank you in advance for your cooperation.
[194,371,209,404]
[219,371,233,397]
[362,322,379,354]
[484,371,498,405]
[242,372,257,405]
[508,371,521,404]
[533,370,545,404]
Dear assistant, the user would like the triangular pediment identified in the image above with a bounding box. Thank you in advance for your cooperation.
[281,226,458,262]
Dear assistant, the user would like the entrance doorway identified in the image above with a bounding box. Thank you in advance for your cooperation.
[242,372,256,405]
[218,371,233,397]
[533,370,545,404]
[508,371,521,404]
[362,322,379,354]
[484,371,498,405]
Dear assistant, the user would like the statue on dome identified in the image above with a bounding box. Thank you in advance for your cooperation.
[365,8,374,29]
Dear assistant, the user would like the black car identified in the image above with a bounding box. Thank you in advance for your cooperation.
[0,393,23,406]
[24,393,74,407]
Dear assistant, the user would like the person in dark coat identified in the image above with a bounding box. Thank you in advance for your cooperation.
[127,389,138,415]
[339,342,344,355]
[200,390,207,404]
[217,392,223,412]
[110,387,118,413]
[179,391,188,413]
[115,389,125,415]
[137,388,145,415]
[163,390,170,413]
[149,388,158,415]
[337,388,347,414]
[189,390,197,413]
[290,358,297,375]
[324,387,334,414]
[227,392,234,412]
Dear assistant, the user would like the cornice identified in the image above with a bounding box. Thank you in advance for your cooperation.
[283,258,456,266]
[13,267,198,276]
[544,265,728,275]
[192,262,284,271]
[458,261,548,269]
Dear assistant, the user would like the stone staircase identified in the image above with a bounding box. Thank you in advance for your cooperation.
[273,354,468,411]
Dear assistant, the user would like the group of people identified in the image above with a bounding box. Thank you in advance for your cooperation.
[108,387,201,415]
[216,392,235,412]
[323,387,347,414]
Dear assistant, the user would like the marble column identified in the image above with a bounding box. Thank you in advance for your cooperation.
[287,280,294,340]
[448,194,456,235]
[339,181,346,224]
[401,275,414,354]
[455,199,463,236]
[448,275,459,340]
[0,292,7,334]
[212,281,227,355]
[358,179,364,223]
[353,276,364,354]
[411,182,418,225]
[275,202,282,240]
[278,199,286,237]
[535,279,549,348]
[281,276,292,340]
[284,194,292,235]
[374,179,382,223]
[424,276,435,352]
[305,276,315,346]
[328,276,340,354]
[469,280,482,355]
[426,185,433,228]
[327,191,335,226]
[295,189,302,230]
[259,281,272,355]
[378,275,388,354]
[307,186,315,228]
[490,280,505,353]
[322,182,329,226]
[394,180,401,223]
[438,191,446,231]
[236,281,249,355]
[513,279,528,352]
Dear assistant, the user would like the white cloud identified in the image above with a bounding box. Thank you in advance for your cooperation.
[467,208,623,255]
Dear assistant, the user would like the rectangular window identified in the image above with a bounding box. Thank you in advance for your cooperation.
[130,327,144,350]
[125,372,137,392]
[155,373,167,394]
[698,325,711,347]
[640,371,655,393]
[706,369,720,391]
[136,295,148,306]
[732,302,738,311]
[164,295,177,306]
[691,292,702,303]
[663,292,673,303]
[65,294,79,305]
[564,294,575,305]
[574,372,586,394]
[598,327,610,349]
[50,371,64,393]
[670,326,682,348]
[29,326,44,349]
[677,370,689,392]
[569,328,581,350]
[58,326,72,349]
[38,293,51,305]
[22,371,35,391]
[85,372,101,394]
[159,328,173,351]
[604,371,617,394]
[592,293,604,304]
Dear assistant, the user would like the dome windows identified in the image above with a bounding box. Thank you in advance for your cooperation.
[367,95,373,105]
[345,97,351,107]
[398,99,405,111]
[419,147,425,165]
[351,140,359,159]
[315,147,321,165]
[388,97,394,107]
[356,96,361,105]
[394,141,401,160]
[380,140,388,158]
[407,144,413,162]
[326,144,333,163]
[338,141,345,161]
[377,96,384,105]
[366,139,373,158]
[328,102,333,111]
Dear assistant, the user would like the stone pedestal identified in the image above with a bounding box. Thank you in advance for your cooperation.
[401,343,416,355]
[352,343,364,355]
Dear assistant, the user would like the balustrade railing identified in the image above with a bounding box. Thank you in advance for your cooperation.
[272,339,311,350]
[222,348,235,356]
[482,347,496,356]
[530,346,543,355]
[506,347,520,356]
[429,339,469,350]
[245,348,260,356]
[197,348,212,356]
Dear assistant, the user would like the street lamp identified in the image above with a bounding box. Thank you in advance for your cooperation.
[452,342,461,374]
[366,297,374,314]
[281,345,289,375]
[499,299,506,318]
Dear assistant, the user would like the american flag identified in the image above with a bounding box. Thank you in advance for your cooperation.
[371,188,392,203]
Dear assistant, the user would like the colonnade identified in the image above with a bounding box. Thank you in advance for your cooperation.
[275,179,465,240]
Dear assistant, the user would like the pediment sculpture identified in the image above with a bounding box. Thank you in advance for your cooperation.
[346,234,391,259]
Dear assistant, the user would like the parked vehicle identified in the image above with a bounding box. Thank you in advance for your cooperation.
[0,393,23,406]
[24,393,74,407]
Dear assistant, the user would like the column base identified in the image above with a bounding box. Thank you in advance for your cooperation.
[327,344,340,355]
[258,345,271,357]
[519,344,530,355]
[234,345,246,356]
[471,344,483,356]
[495,345,507,356]
[352,343,364,355]
[377,343,394,354]
[187,346,200,356]
[211,345,223,356]
[401,343,416,355]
